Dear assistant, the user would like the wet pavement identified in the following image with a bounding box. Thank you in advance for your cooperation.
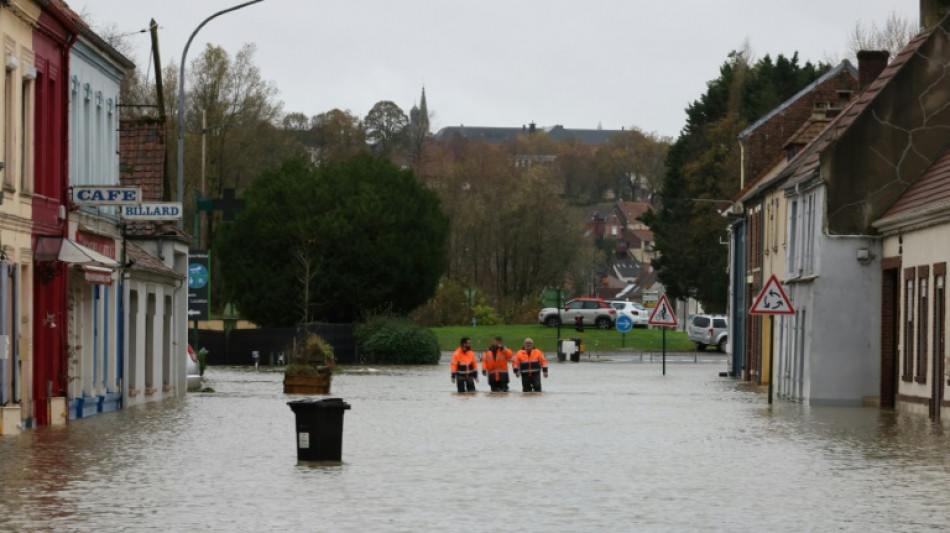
[1,356,949,531]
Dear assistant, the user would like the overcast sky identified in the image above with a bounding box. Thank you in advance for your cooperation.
[70,0,919,138]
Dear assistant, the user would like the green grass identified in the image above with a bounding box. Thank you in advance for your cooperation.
[430,324,695,354]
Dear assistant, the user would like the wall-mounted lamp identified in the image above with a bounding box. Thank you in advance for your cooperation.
[856,248,874,264]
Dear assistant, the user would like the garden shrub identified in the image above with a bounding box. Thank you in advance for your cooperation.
[355,317,441,364]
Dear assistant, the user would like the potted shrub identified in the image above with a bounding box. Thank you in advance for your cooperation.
[283,333,334,394]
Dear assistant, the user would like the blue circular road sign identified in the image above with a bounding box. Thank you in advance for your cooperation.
[188,263,209,289]
[616,315,633,332]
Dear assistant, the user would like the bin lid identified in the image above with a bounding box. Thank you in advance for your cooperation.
[287,398,351,410]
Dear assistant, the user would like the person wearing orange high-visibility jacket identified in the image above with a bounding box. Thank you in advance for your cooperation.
[481,336,514,392]
[513,338,548,392]
[450,337,479,392]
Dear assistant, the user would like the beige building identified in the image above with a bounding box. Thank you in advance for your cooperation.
[0,1,40,435]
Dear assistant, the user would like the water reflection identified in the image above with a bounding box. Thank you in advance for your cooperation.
[1,360,949,531]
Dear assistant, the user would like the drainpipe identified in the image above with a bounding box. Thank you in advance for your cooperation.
[0,263,7,405]
[12,266,18,404]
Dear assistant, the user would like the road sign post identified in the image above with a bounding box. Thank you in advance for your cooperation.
[749,274,795,404]
[648,294,678,375]
[616,314,633,348]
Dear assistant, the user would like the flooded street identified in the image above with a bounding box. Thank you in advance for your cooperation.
[2,356,950,531]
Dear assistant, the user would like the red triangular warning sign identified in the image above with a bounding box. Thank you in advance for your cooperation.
[749,274,795,315]
[648,294,678,326]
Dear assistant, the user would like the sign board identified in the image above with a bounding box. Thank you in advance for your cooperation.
[648,294,678,327]
[749,274,795,315]
[616,314,633,332]
[188,250,211,321]
[122,203,183,220]
[541,288,565,309]
[71,186,141,205]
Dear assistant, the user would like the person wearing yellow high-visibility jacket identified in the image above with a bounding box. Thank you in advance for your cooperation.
[513,338,548,392]
[450,337,479,393]
[481,336,514,392]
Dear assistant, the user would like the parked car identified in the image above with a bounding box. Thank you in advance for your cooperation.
[607,300,649,328]
[538,297,617,329]
[187,344,202,390]
[688,314,728,352]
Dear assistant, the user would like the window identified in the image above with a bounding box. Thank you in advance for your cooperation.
[787,200,798,272]
[772,198,780,252]
[904,271,915,380]
[20,67,33,192]
[3,52,14,189]
[936,274,945,390]
[802,192,817,275]
[918,274,928,382]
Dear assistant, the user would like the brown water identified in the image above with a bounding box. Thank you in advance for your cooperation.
[1,357,947,532]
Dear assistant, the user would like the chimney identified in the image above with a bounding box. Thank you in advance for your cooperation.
[920,0,950,29]
[857,50,890,91]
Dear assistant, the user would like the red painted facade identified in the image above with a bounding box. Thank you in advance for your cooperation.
[31,7,75,426]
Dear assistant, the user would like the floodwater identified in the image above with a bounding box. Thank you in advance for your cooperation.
[2,354,950,532]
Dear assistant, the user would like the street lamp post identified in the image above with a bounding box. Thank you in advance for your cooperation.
[177,0,264,228]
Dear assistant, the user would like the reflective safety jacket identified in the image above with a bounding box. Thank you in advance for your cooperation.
[450,348,479,379]
[481,345,513,379]
[514,348,548,376]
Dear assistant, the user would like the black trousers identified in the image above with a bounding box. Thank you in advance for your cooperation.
[456,375,476,393]
[488,373,510,392]
[520,372,542,392]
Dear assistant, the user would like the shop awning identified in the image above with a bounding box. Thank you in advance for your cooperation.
[34,236,118,285]
[57,239,119,267]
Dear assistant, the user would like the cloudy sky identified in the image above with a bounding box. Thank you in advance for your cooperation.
[70,0,919,138]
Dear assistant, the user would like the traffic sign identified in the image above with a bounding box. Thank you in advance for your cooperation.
[749,274,795,315]
[648,294,678,326]
[616,315,633,332]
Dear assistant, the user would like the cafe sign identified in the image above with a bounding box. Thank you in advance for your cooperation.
[71,186,142,205]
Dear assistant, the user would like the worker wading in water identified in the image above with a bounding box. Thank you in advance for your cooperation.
[513,338,548,392]
[481,336,514,392]
[451,337,479,393]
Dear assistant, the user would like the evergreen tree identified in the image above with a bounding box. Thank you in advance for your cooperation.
[642,50,826,312]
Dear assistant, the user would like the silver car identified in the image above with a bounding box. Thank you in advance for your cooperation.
[688,314,728,352]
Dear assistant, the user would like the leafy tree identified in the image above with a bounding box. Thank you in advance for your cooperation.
[642,50,826,312]
[215,154,449,326]
[309,108,367,164]
[424,137,593,315]
[364,100,408,156]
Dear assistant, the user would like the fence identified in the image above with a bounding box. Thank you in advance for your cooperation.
[190,323,356,366]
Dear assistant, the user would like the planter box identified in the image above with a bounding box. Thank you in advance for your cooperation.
[1,405,21,435]
[284,374,332,395]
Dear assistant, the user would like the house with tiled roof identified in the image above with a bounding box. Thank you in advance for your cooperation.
[873,142,950,421]
[725,59,861,384]
[118,116,189,409]
[63,10,136,421]
[752,6,950,407]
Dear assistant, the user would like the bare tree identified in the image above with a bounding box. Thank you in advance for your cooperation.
[848,12,917,60]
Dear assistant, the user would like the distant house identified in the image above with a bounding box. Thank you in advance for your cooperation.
[434,122,624,146]
[726,59,860,383]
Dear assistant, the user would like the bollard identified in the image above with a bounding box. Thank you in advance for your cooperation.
[570,338,581,362]
[287,398,351,462]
